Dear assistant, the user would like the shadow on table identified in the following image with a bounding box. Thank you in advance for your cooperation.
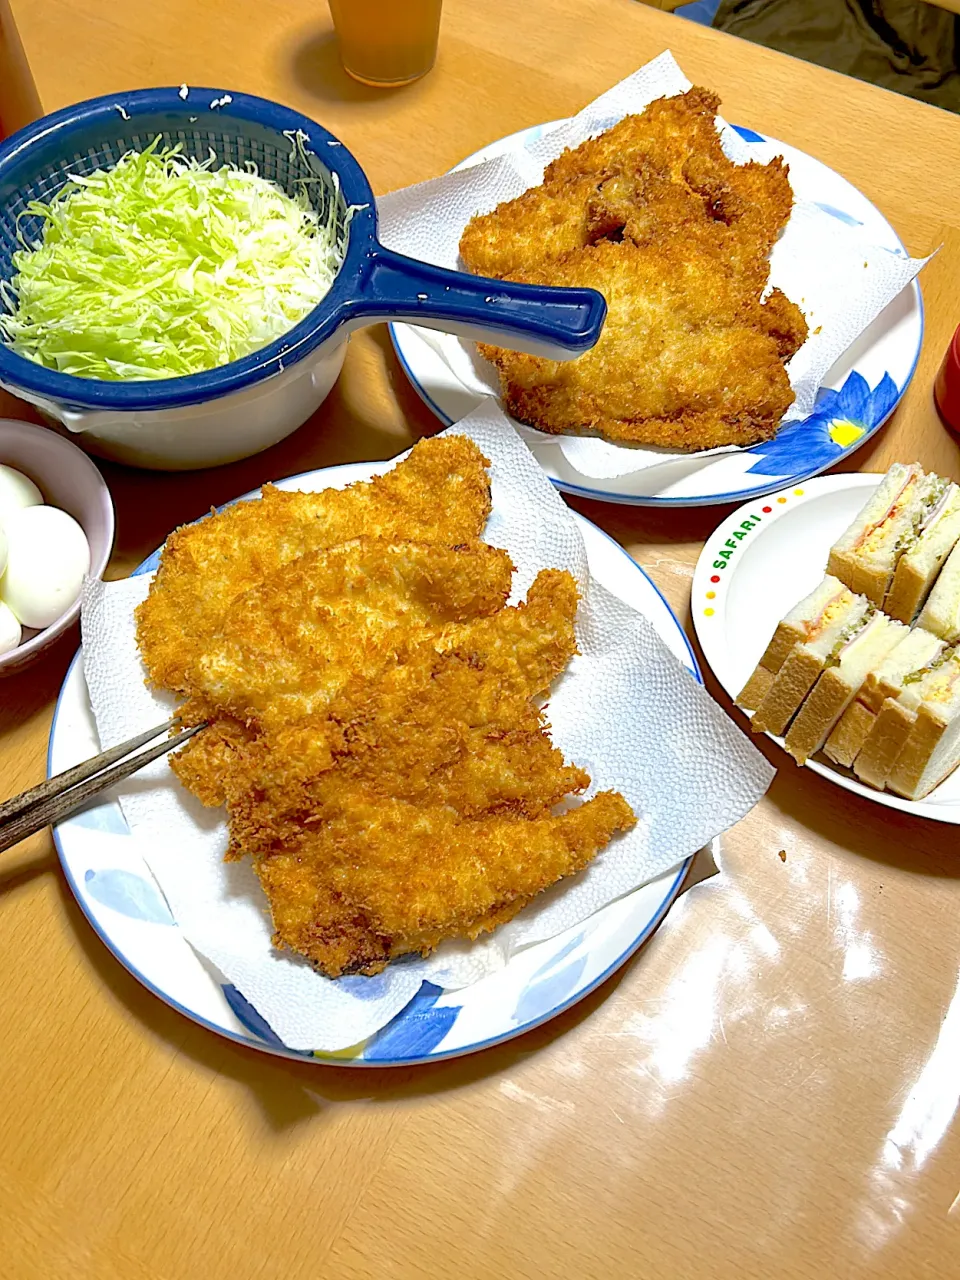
[53,852,707,1132]
[285,28,415,107]
[0,840,57,898]
[0,626,75,738]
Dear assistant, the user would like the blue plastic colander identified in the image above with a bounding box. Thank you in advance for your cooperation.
[0,87,606,414]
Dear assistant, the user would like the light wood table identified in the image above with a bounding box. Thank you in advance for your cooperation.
[2,3,960,1277]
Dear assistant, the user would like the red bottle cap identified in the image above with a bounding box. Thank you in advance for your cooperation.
[935,323,960,434]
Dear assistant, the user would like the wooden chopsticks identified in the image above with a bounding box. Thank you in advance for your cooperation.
[0,719,206,854]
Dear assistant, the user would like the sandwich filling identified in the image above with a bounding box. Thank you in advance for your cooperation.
[909,649,960,704]
[892,478,953,558]
[858,474,949,558]
[824,606,877,667]
[901,644,958,686]
[810,590,858,639]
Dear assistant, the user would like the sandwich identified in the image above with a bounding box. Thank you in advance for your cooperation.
[884,482,960,622]
[823,626,946,768]
[737,575,860,712]
[783,612,906,764]
[916,534,960,641]
[744,576,872,738]
[827,463,950,609]
[884,647,960,800]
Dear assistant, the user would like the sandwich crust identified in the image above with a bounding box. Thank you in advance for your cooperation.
[823,699,876,767]
[750,646,825,737]
[853,699,917,790]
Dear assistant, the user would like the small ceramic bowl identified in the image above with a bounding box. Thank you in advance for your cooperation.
[0,419,114,674]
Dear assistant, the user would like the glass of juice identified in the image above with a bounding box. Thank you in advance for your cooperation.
[328,0,443,87]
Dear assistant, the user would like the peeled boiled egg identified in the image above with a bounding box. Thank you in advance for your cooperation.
[0,464,42,520]
[0,505,90,629]
[0,600,20,654]
[0,522,6,579]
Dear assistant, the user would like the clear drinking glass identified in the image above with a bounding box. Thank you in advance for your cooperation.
[328,0,443,88]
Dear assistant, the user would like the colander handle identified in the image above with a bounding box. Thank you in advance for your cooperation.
[345,246,606,360]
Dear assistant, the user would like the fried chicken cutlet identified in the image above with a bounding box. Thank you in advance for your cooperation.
[458,87,808,451]
[252,793,635,977]
[137,439,637,979]
[136,434,492,694]
[167,536,514,726]
[478,239,804,451]
[214,570,636,975]
[461,88,791,288]
[172,568,581,814]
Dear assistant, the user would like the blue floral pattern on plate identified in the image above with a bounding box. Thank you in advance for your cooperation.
[83,868,174,925]
[513,956,588,1025]
[731,123,765,144]
[221,983,313,1055]
[744,370,899,478]
[362,982,461,1061]
[814,201,864,227]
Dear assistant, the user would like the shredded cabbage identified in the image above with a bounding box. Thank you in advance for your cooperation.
[0,138,345,380]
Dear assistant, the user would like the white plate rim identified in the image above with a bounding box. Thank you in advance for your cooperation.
[50,459,701,1066]
[692,472,960,823]
[389,120,924,508]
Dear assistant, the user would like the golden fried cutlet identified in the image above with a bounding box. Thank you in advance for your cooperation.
[170,565,579,812]
[141,440,636,979]
[460,89,792,283]
[250,791,636,976]
[175,536,514,725]
[458,87,806,451]
[136,434,492,694]
[217,568,584,833]
[478,239,803,450]
[181,566,633,977]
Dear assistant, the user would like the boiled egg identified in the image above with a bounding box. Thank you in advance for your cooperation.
[0,505,90,629]
[0,522,6,579]
[0,600,20,654]
[0,464,42,520]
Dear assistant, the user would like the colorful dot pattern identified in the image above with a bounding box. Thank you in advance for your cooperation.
[702,488,803,617]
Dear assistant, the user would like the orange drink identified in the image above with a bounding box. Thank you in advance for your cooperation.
[328,0,443,87]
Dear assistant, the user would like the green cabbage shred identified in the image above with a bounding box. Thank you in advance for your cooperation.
[0,137,345,380]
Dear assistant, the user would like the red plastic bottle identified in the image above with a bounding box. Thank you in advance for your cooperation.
[935,323,960,434]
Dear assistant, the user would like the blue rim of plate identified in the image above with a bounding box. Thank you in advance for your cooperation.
[49,469,698,1067]
[388,122,924,508]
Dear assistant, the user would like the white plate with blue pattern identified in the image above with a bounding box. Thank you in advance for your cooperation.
[50,459,698,1067]
[390,122,923,508]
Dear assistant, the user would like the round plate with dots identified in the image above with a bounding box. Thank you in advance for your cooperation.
[693,473,960,822]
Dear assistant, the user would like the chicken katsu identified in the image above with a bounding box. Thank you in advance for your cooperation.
[135,433,494,693]
[137,438,636,977]
[222,572,635,975]
[459,87,807,451]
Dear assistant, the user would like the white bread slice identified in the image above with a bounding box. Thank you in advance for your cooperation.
[854,698,920,790]
[784,613,906,764]
[883,483,960,622]
[827,464,945,605]
[886,649,960,799]
[737,575,858,713]
[916,536,960,641]
[750,583,871,738]
[737,664,775,712]
[824,627,946,766]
